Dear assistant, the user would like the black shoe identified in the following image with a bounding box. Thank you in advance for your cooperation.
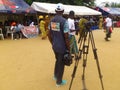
[104,38,109,41]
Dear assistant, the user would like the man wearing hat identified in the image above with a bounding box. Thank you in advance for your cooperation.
[48,3,70,86]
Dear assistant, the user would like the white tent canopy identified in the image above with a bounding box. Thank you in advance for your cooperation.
[31,2,101,15]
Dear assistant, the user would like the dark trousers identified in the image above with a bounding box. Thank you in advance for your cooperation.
[106,32,111,38]
[54,51,65,84]
[13,31,22,39]
[105,27,112,39]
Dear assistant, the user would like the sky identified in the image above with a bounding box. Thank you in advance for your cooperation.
[95,0,120,6]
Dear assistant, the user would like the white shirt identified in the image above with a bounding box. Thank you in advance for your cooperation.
[18,24,24,29]
[106,17,112,27]
[10,26,16,30]
[68,18,76,35]
[29,22,34,26]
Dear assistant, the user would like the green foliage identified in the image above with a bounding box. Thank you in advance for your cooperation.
[105,3,110,7]
[24,0,33,5]
[110,2,120,7]
[102,2,120,7]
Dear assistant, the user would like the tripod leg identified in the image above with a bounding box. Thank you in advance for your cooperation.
[69,31,85,90]
[89,31,104,90]
[82,43,90,90]
[69,30,90,90]
[69,49,82,90]
[93,49,104,90]
[69,59,79,90]
[82,58,88,90]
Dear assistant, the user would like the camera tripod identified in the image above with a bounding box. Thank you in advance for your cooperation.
[69,28,104,90]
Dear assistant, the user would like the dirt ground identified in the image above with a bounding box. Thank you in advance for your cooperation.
[0,28,120,90]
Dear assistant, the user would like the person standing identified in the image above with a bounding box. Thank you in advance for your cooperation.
[48,3,70,86]
[104,14,113,41]
[78,16,88,37]
[45,15,50,35]
[39,15,47,39]
[103,16,107,32]
[99,15,103,29]
[10,21,17,40]
[67,10,79,59]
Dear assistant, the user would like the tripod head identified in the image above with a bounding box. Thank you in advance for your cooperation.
[84,21,95,31]
[78,21,95,44]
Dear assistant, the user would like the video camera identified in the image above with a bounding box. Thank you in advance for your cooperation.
[84,21,95,31]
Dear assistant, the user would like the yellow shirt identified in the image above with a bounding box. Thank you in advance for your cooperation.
[40,20,45,30]
[79,18,88,34]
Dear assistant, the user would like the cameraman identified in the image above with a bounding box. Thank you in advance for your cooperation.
[48,3,70,86]
[79,16,88,37]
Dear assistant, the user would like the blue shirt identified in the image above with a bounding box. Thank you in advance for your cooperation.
[50,15,69,54]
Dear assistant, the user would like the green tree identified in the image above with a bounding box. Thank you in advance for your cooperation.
[111,2,120,7]
[105,3,110,7]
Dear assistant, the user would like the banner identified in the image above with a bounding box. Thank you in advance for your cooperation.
[21,26,39,38]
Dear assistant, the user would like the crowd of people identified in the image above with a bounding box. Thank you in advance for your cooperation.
[38,11,113,41]
[0,8,113,41]
[10,21,24,40]
[0,17,38,40]
[39,15,50,40]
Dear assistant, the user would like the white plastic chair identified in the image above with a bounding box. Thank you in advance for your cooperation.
[5,26,14,40]
[0,28,4,40]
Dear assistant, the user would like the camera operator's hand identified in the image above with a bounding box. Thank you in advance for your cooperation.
[64,33,70,52]
[66,50,70,54]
